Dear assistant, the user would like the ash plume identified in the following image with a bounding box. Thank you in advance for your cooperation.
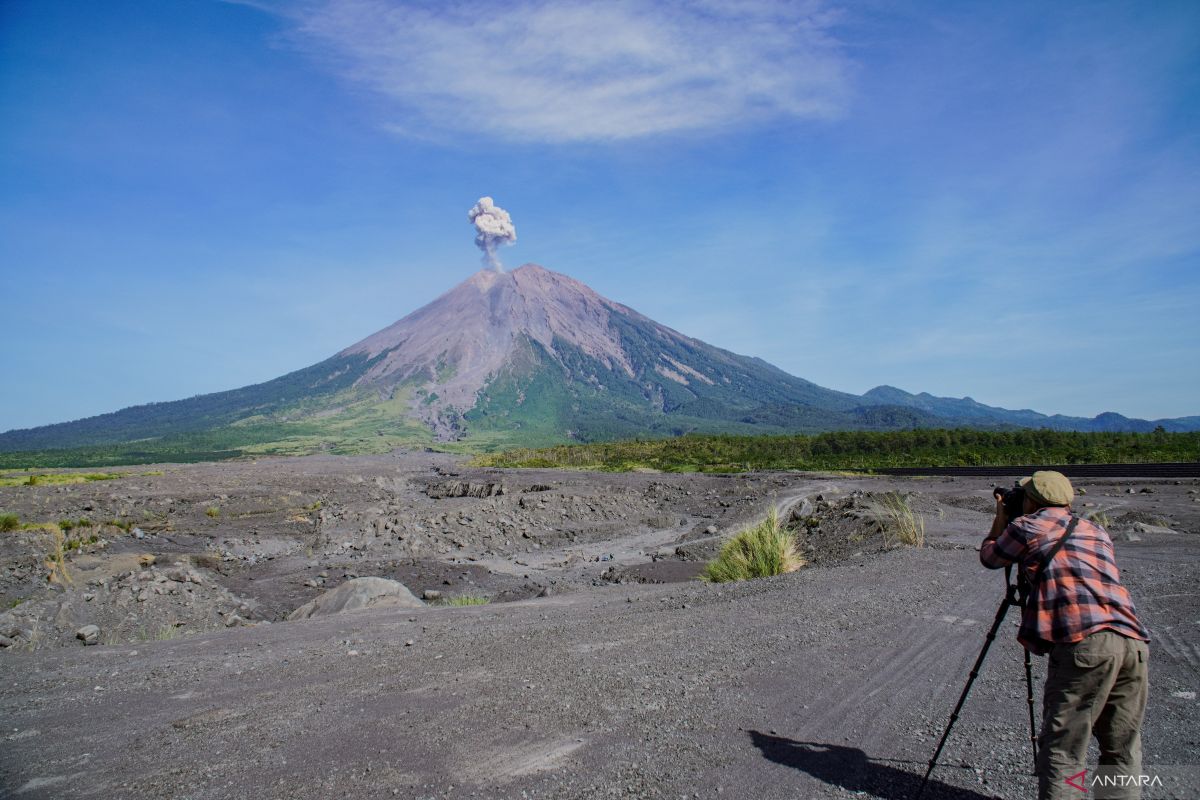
[467,196,517,272]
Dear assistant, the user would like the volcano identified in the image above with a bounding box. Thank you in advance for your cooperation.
[332,263,875,440]
[3,264,1196,458]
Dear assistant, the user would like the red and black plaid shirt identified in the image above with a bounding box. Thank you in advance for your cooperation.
[980,506,1149,655]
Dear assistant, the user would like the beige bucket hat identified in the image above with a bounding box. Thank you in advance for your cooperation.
[1019,470,1075,506]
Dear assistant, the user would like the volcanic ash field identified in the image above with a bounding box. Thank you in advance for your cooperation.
[2,454,1198,799]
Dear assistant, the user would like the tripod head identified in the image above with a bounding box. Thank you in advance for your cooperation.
[1004,564,1030,609]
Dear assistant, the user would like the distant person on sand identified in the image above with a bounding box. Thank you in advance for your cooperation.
[980,470,1150,800]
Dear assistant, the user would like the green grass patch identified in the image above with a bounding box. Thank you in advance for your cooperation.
[701,508,804,583]
[441,594,490,606]
[0,513,20,532]
[136,624,185,642]
[0,471,125,487]
[19,521,60,533]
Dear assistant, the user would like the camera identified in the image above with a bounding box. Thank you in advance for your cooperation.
[993,482,1026,520]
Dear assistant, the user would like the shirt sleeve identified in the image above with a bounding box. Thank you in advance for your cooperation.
[980,520,1031,569]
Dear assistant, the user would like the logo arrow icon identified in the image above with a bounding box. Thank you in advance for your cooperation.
[1065,769,1088,791]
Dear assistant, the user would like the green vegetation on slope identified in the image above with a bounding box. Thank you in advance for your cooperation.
[474,429,1200,473]
[0,390,434,469]
[0,471,124,487]
[0,350,397,453]
[463,331,946,449]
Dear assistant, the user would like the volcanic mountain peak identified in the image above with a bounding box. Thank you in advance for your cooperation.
[339,264,662,433]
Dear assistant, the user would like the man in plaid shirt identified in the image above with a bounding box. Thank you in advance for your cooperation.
[981,470,1150,800]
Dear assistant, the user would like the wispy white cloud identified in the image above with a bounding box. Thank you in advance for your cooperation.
[255,0,852,142]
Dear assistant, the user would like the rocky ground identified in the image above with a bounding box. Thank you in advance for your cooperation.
[0,453,1197,799]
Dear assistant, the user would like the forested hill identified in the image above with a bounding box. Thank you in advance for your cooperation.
[474,429,1200,473]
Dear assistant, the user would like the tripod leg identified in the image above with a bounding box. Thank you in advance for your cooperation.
[1024,647,1038,769]
[915,596,1013,800]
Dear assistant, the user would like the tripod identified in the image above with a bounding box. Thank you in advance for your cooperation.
[914,566,1039,800]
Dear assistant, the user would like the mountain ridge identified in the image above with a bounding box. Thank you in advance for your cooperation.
[2,264,1197,456]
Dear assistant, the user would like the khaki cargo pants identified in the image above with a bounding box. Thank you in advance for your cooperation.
[1038,630,1149,800]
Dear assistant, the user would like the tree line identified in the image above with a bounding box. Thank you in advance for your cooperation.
[475,428,1200,472]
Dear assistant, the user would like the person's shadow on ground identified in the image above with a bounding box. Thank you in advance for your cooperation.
[748,731,997,800]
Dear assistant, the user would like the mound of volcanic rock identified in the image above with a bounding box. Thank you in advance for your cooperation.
[287,577,424,621]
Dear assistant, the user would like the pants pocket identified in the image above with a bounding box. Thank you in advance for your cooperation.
[1073,651,1114,669]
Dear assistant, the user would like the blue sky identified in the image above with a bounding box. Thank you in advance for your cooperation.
[2,0,1198,431]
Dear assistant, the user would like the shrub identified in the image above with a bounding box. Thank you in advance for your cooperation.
[701,508,804,583]
[865,491,926,548]
[443,594,490,606]
[205,506,220,518]
[0,513,20,532]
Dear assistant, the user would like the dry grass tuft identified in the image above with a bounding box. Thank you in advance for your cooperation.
[43,524,74,586]
[865,491,926,548]
[701,508,804,583]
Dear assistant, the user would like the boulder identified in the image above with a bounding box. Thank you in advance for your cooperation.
[1132,522,1180,536]
[76,624,101,646]
[287,577,424,621]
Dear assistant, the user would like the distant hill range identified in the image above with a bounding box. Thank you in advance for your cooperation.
[3,264,1197,458]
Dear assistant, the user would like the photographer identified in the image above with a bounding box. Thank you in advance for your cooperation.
[980,471,1150,800]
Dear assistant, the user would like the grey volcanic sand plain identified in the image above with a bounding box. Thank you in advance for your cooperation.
[1,454,1198,799]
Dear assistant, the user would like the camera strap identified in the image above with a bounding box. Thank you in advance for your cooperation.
[1027,515,1080,594]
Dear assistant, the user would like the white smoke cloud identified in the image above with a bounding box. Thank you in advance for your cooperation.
[254,0,851,143]
[467,197,517,271]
